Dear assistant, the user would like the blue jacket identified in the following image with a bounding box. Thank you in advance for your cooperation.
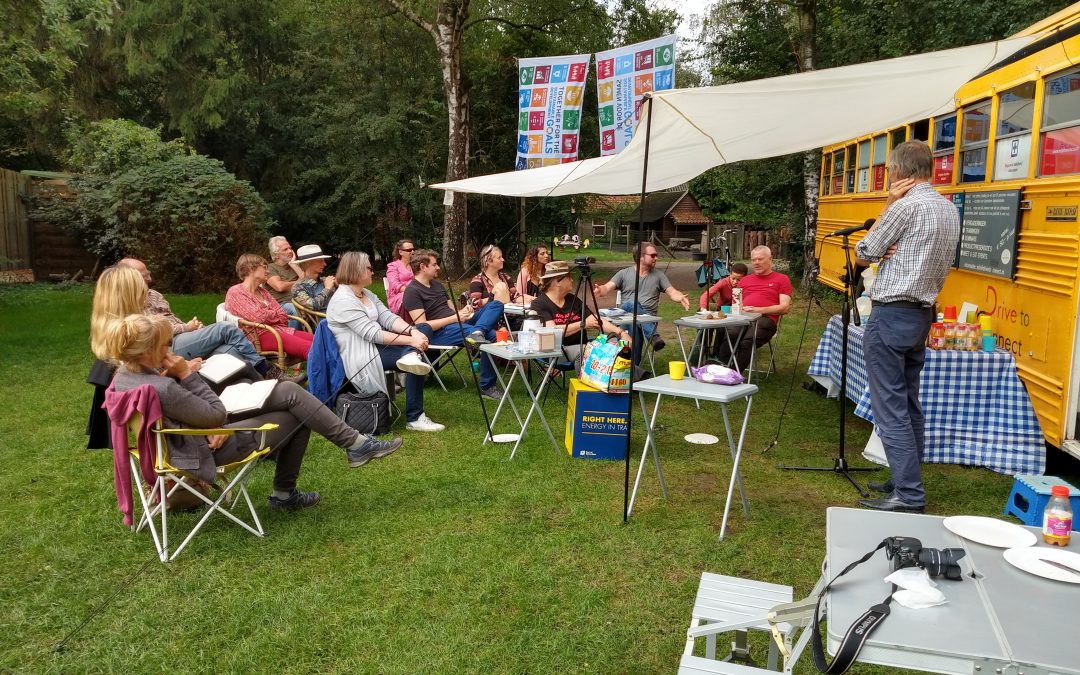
[308,321,345,406]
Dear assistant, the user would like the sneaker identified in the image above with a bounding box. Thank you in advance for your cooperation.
[480,384,504,401]
[267,488,321,511]
[406,413,446,432]
[347,436,403,468]
[465,330,490,345]
[396,352,431,376]
[650,335,666,352]
[265,363,306,384]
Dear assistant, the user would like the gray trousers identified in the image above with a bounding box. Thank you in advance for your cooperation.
[863,305,933,505]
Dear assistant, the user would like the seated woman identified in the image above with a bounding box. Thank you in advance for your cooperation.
[292,244,338,313]
[513,244,549,304]
[531,261,631,364]
[468,244,520,310]
[384,239,415,315]
[105,314,403,510]
[326,251,446,433]
[226,253,314,360]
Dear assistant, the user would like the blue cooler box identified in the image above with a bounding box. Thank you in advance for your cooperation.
[564,378,629,460]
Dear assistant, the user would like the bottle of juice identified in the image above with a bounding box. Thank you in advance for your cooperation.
[943,323,956,350]
[929,322,945,350]
[1043,485,1073,546]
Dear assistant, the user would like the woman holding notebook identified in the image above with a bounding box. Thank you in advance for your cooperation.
[103,314,403,511]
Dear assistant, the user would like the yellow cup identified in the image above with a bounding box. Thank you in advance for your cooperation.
[669,361,687,380]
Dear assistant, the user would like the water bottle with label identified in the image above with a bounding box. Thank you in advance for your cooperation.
[615,290,622,308]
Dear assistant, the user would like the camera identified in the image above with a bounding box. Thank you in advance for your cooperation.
[884,536,966,581]
[574,255,596,268]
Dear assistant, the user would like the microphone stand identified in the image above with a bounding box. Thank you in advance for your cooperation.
[779,232,873,496]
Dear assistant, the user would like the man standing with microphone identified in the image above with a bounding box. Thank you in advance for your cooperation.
[854,140,960,513]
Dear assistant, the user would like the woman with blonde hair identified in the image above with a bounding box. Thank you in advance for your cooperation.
[225,253,314,359]
[514,244,549,303]
[384,239,415,314]
[326,251,445,432]
[468,244,519,310]
[103,314,403,511]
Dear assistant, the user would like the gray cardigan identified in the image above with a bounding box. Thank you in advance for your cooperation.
[325,285,401,396]
[112,366,225,483]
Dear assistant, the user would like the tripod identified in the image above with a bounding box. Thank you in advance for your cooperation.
[570,262,604,371]
[779,233,874,496]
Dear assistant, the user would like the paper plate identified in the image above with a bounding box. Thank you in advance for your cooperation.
[488,433,520,444]
[684,433,719,445]
[1003,546,1080,583]
[943,515,1037,548]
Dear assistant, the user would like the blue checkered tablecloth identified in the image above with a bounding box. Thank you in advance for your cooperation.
[807,315,1044,475]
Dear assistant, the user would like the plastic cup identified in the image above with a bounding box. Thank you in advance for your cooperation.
[979,315,993,331]
[669,361,687,380]
[496,328,510,343]
[720,305,732,314]
[943,305,957,321]
[982,335,996,353]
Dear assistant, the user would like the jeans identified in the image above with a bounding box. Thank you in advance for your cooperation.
[281,301,302,330]
[714,318,778,371]
[377,323,434,422]
[426,300,503,389]
[620,300,654,365]
[219,381,360,491]
[172,322,265,372]
[864,305,933,506]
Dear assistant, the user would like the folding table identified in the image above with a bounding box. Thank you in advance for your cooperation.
[628,375,758,540]
[607,311,662,373]
[825,507,1079,675]
[479,342,562,459]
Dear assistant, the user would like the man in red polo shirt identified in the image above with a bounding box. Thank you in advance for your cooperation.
[715,246,792,369]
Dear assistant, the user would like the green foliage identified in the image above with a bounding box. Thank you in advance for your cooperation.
[64,118,186,176]
[34,121,270,293]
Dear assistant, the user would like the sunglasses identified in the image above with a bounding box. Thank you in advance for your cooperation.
[401,247,415,252]
[480,244,496,258]
[644,253,658,258]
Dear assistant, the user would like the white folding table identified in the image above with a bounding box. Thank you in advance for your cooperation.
[824,507,1079,675]
[627,375,758,540]
[606,311,662,373]
[479,342,562,459]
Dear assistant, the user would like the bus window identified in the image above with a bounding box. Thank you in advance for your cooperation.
[845,144,856,192]
[832,149,844,194]
[994,81,1035,180]
[932,114,957,185]
[872,134,887,190]
[821,154,831,195]
[960,101,991,182]
[1039,67,1080,176]
[856,139,871,192]
[889,127,906,151]
[911,119,930,142]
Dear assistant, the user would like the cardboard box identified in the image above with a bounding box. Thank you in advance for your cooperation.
[564,378,629,460]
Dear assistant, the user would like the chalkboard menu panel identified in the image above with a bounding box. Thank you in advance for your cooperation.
[957,189,1020,279]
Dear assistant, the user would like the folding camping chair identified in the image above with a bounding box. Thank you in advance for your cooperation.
[124,409,277,562]
[746,316,780,380]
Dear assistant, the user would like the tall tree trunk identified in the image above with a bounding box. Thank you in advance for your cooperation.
[387,0,471,277]
[794,0,819,290]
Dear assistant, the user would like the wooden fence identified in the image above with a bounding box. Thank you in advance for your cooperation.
[0,168,30,273]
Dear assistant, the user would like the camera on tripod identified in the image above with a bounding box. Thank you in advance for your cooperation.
[884,536,966,580]
[574,255,596,270]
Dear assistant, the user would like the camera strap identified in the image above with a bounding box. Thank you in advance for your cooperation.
[810,539,895,675]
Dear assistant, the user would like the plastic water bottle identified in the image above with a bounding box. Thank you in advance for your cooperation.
[615,290,622,308]
[855,292,873,319]
[861,263,877,293]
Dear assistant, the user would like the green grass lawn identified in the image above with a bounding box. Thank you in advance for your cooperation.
[0,281,1042,673]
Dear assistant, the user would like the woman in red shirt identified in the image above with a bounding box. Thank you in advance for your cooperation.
[226,254,314,359]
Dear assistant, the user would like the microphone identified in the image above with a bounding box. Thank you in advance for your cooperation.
[825,219,875,238]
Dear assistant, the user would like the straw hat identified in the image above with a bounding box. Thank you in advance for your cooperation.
[540,260,572,280]
[294,244,331,263]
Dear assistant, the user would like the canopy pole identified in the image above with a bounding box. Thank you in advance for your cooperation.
[624,96,654,524]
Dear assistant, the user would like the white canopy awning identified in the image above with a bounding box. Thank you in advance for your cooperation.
[431,36,1033,198]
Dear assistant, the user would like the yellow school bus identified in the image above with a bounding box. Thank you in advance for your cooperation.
[816,3,1080,455]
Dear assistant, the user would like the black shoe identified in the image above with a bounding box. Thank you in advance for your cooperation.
[858,492,924,513]
[867,479,894,493]
[651,336,666,352]
[465,330,490,345]
[480,385,504,401]
[268,488,321,511]
[347,436,403,467]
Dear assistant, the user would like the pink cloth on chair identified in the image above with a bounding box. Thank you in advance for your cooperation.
[104,384,163,526]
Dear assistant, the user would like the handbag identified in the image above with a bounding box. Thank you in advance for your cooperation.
[579,336,632,393]
[335,389,391,435]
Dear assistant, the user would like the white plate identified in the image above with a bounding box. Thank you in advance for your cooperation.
[1003,546,1080,583]
[943,515,1037,548]
[684,433,719,445]
[488,433,520,444]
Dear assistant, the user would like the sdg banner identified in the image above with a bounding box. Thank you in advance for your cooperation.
[515,54,591,170]
[595,34,676,156]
